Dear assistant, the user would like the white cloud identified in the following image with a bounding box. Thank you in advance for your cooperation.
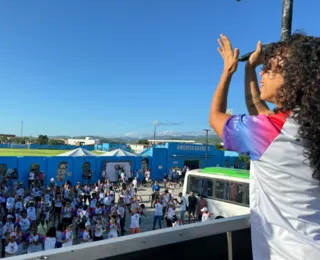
[124,132,140,138]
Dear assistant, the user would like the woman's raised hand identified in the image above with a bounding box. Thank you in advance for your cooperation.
[248,41,265,67]
[217,34,239,74]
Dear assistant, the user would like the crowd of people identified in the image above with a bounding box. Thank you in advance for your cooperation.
[0,168,211,258]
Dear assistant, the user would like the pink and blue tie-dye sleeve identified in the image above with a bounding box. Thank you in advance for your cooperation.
[222,113,287,160]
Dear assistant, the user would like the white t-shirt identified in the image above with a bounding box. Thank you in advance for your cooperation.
[162,194,171,207]
[180,197,187,211]
[132,179,138,188]
[28,172,34,180]
[82,230,91,242]
[6,197,15,210]
[28,234,42,253]
[130,213,141,229]
[27,207,37,221]
[19,218,31,233]
[63,231,73,247]
[222,113,320,259]
[45,237,56,251]
[154,203,163,216]
[94,224,103,237]
[2,223,14,239]
[17,188,24,197]
[167,208,175,219]
[15,201,23,211]
[201,212,210,222]
[5,241,18,255]
[108,223,118,238]
[90,198,97,208]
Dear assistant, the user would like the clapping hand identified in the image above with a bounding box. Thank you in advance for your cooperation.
[217,34,239,74]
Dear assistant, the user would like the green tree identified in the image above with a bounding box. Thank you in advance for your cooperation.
[48,139,65,145]
[239,154,250,169]
[0,136,8,143]
[137,139,150,145]
[37,135,49,145]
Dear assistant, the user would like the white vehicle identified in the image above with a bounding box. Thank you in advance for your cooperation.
[183,167,250,218]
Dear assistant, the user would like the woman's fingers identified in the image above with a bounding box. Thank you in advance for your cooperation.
[256,41,262,54]
[233,48,240,60]
[217,38,224,51]
[217,47,223,56]
[220,34,232,52]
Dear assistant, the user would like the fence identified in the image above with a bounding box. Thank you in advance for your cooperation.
[0,144,94,150]
[14,214,252,260]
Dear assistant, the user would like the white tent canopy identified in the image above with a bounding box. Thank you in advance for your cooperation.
[57,148,97,157]
[100,148,137,157]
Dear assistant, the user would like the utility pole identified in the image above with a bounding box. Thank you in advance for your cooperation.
[203,129,211,167]
[21,121,23,137]
[238,0,294,62]
[153,120,158,140]
[281,0,293,41]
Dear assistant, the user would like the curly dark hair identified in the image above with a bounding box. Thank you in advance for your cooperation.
[262,32,320,181]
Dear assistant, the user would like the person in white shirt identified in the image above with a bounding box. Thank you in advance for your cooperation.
[19,211,31,233]
[81,223,92,243]
[152,199,163,230]
[201,207,211,222]
[62,224,73,247]
[28,171,35,188]
[5,232,18,257]
[93,218,103,241]
[108,216,119,239]
[15,197,23,212]
[132,178,138,189]
[44,227,57,251]
[130,208,141,234]
[6,195,15,213]
[174,192,187,224]
[27,226,43,253]
[27,201,37,222]
[166,204,177,227]
[2,215,14,257]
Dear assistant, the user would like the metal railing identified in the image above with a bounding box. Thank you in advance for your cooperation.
[14,214,251,260]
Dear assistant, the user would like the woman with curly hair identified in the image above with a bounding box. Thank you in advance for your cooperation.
[209,33,320,259]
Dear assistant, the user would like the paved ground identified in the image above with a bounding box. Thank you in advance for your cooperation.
[135,184,182,232]
[70,183,183,243]
[117,183,183,233]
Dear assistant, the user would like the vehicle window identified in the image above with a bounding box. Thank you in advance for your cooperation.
[188,176,202,195]
[229,182,245,204]
[243,183,249,205]
[236,183,244,204]
[202,179,213,197]
[215,180,229,200]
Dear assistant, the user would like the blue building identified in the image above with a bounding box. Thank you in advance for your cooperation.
[141,143,224,180]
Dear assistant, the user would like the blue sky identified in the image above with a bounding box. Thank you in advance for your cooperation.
[0,0,319,138]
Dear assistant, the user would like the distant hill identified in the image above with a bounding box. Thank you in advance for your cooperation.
[48,134,222,145]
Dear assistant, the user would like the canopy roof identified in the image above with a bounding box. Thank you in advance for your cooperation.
[100,148,137,157]
[57,148,97,157]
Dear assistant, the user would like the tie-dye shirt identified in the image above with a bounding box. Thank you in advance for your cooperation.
[222,112,320,260]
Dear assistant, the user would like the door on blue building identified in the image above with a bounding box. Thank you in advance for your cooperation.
[184,160,199,170]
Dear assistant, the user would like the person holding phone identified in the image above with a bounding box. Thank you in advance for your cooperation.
[209,33,320,259]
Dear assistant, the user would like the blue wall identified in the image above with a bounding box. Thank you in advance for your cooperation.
[0,155,142,187]
[148,143,225,178]
[0,144,94,150]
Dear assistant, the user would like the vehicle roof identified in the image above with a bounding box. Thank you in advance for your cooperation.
[186,167,250,183]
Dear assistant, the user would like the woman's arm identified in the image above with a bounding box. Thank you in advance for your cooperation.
[245,41,272,115]
[209,35,238,138]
